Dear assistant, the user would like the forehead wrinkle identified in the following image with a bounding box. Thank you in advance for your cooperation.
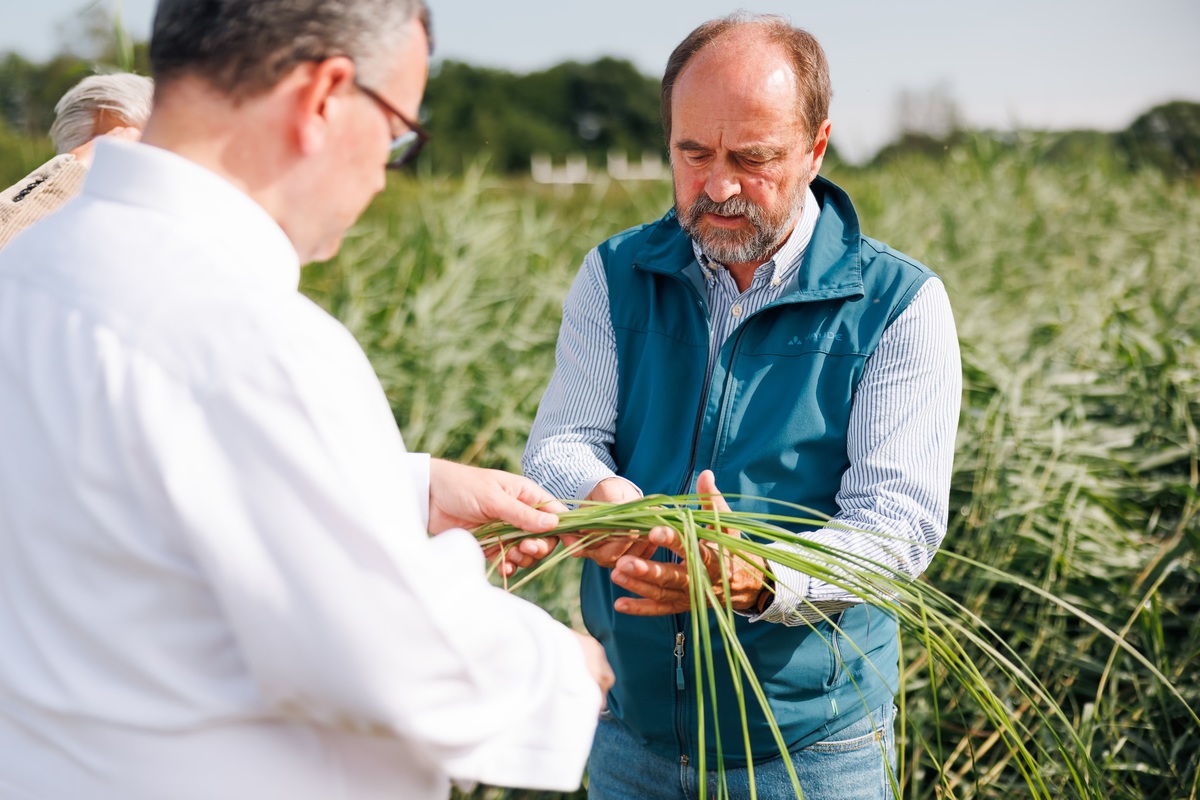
[671,106,798,155]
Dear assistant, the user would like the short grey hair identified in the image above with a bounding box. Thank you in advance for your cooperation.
[150,0,432,100]
[49,73,155,154]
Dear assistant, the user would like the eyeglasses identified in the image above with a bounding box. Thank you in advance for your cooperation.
[353,80,430,170]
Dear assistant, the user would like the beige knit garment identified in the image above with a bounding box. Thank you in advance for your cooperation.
[0,155,89,250]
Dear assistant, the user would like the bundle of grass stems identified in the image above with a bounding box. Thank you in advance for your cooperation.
[474,493,1198,800]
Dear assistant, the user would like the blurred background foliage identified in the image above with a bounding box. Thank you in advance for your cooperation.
[298,143,1199,798]
[422,57,664,173]
[2,36,1199,184]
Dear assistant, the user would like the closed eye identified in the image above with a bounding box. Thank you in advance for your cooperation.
[735,148,785,169]
[673,139,713,163]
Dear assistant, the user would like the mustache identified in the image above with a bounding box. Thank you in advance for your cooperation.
[686,194,764,223]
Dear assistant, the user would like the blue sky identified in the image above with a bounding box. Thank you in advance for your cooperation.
[4,0,1198,162]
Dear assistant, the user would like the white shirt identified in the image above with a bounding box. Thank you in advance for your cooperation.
[0,139,600,800]
[524,189,961,625]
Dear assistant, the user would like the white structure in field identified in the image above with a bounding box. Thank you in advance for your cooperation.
[606,151,668,181]
[531,151,667,184]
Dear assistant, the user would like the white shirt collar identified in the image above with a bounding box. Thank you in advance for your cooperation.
[85,138,301,293]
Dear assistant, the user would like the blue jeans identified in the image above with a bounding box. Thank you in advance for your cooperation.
[587,703,897,800]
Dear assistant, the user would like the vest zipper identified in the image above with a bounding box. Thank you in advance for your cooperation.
[669,280,707,769]
[673,627,690,769]
[674,631,686,690]
[678,368,714,494]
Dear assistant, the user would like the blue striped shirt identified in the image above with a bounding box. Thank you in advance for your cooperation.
[523,191,962,624]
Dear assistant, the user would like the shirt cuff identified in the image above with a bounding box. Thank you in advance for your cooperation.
[437,591,602,791]
[573,474,643,503]
[749,556,809,622]
[741,546,860,626]
[403,452,432,529]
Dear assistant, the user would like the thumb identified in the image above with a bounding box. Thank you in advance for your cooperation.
[498,475,565,533]
[696,469,732,515]
[697,470,741,540]
[493,493,559,533]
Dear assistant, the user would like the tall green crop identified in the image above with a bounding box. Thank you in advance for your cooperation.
[302,140,1200,799]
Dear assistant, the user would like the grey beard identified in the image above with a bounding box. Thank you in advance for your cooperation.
[676,185,806,266]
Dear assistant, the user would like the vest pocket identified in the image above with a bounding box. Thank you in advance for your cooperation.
[823,608,849,690]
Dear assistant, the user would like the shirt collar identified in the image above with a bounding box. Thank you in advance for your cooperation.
[693,186,820,287]
[84,138,301,293]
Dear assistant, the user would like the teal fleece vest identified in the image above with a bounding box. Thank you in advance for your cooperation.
[580,176,934,766]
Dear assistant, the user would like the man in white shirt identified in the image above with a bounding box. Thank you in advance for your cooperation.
[0,1,611,798]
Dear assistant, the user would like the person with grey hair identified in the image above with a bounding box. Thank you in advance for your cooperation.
[516,12,961,799]
[0,2,610,799]
[0,72,153,249]
[49,72,155,153]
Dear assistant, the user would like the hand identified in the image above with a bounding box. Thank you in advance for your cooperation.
[558,477,657,569]
[610,470,766,615]
[428,458,565,537]
[574,632,615,699]
[68,126,141,169]
[489,476,652,577]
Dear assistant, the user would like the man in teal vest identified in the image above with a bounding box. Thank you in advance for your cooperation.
[518,12,961,800]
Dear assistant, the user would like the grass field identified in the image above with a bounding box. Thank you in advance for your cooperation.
[6,132,1192,798]
[300,137,1199,799]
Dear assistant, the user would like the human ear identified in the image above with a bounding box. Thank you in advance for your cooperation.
[807,118,832,178]
[293,56,356,158]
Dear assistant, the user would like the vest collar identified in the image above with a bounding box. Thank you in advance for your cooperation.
[632,175,864,303]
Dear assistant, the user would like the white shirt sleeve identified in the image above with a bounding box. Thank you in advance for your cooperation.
[523,248,640,501]
[401,451,432,528]
[753,279,962,625]
[138,310,600,790]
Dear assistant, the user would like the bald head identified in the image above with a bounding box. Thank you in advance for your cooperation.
[661,13,830,148]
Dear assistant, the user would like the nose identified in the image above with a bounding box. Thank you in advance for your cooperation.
[704,158,741,204]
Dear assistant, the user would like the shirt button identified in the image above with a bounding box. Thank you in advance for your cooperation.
[731,304,743,317]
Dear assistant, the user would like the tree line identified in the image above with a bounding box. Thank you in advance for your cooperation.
[2,45,1197,182]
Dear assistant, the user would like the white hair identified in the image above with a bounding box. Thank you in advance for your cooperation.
[49,73,155,154]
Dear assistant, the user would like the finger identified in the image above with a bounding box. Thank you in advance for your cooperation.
[697,471,746,544]
[614,594,690,616]
[696,469,732,515]
[646,525,717,571]
[492,491,560,533]
[536,497,571,515]
[502,549,536,569]
[517,536,558,560]
[570,536,642,566]
[483,545,520,577]
[626,537,660,561]
[560,533,613,560]
[493,474,566,533]
[611,554,691,595]
[647,525,681,552]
